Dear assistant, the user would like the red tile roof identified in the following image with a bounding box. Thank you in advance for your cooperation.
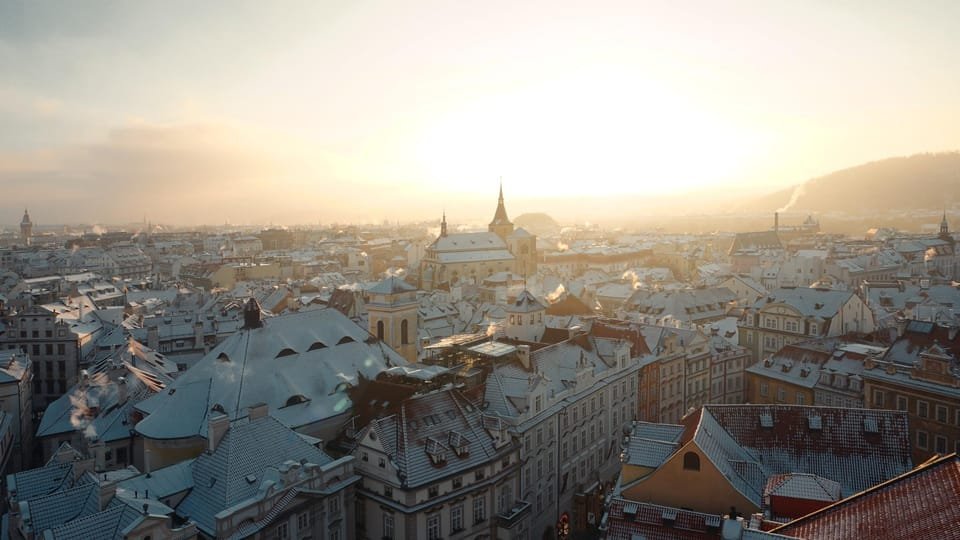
[702,404,912,496]
[773,454,960,539]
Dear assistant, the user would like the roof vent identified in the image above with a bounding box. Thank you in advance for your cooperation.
[623,502,639,519]
[808,414,823,431]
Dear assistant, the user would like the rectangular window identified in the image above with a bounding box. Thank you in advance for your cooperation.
[328,496,340,515]
[384,485,392,497]
[451,504,463,533]
[45,344,53,355]
[897,396,908,411]
[936,405,948,424]
[297,511,309,531]
[936,435,948,454]
[777,387,785,402]
[475,469,485,481]
[796,393,805,405]
[383,514,394,539]
[561,441,568,461]
[428,485,439,498]
[917,430,929,450]
[57,343,65,355]
[452,476,462,489]
[277,522,289,540]
[760,382,769,397]
[918,401,929,419]
[473,496,486,523]
[427,514,441,540]
[873,389,884,408]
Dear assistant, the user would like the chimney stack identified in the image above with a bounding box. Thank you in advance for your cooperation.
[517,345,531,370]
[774,212,779,234]
[243,298,263,329]
[247,402,268,421]
[208,412,230,453]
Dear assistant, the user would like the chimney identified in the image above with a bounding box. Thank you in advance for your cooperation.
[774,212,779,234]
[568,325,582,340]
[247,402,268,421]
[517,345,531,370]
[243,298,263,329]
[90,439,107,471]
[194,321,204,350]
[208,412,230,453]
[117,376,128,405]
[147,325,159,351]
[98,476,117,510]
[895,317,907,338]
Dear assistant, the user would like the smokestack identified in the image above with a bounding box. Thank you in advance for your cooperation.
[774,212,779,234]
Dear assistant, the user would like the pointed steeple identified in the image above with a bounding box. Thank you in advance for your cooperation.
[941,211,949,235]
[440,210,448,237]
[489,179,514,241]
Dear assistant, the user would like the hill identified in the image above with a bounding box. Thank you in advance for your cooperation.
[513,212,559,235]
[746,152,960,214]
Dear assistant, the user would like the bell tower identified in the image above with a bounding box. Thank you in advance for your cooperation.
[20,209,32,246]
[367,276,419,363]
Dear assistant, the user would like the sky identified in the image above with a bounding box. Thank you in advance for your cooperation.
[1,0,958,226]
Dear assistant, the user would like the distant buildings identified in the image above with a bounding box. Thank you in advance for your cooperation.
[737,286,875,365]
[863,319,960,463]
[419,186,537,290]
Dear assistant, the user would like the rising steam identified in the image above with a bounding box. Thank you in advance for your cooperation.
[777,184,806,213]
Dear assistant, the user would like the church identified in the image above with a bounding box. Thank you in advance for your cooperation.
[419,185,537,290]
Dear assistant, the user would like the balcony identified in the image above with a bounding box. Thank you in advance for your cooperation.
[496,500,532,529]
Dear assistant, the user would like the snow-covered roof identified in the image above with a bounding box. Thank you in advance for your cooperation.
[134,308,407,440]
[429,232,507,252]
[508,290,545,313]
[367,275,416,295]
[361,388,503,488]
[435,249,514,264]
[175,414,333,536]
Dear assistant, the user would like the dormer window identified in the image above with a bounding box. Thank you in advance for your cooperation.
[448,431,470,458]
[426,437,447,465]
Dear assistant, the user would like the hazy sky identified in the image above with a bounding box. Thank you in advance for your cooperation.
[1,0,958,225]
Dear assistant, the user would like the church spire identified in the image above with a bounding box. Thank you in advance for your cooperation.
[440,210,447,237]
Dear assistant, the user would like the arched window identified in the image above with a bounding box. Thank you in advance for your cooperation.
[401,319,409,345]
[683,451,700,471]
[376,320,384,340]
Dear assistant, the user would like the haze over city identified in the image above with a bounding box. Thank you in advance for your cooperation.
[2,0,959,225]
